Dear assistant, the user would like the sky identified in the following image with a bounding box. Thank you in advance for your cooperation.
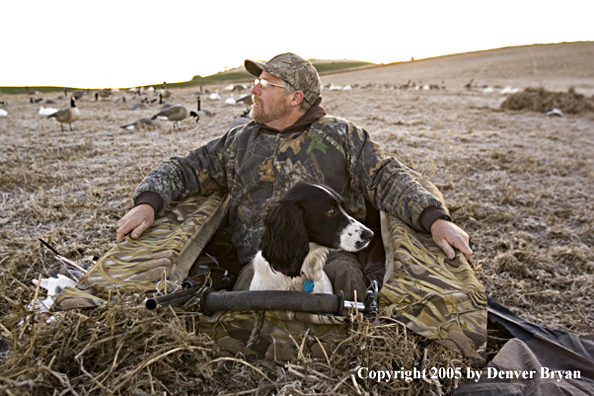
[4,0,593,89]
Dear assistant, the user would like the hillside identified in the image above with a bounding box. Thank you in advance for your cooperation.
[321,41,594,94]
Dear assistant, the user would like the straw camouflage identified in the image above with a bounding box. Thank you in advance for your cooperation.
[245,52,322,106]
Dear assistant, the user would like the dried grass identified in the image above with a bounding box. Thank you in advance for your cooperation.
[500,87,594,114]
[1,298,472,395]
[2,43,594,395]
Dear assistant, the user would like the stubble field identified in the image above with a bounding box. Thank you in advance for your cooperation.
[1,42,593,395]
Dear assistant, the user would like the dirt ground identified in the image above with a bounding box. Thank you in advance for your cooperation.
[1,42,593,395]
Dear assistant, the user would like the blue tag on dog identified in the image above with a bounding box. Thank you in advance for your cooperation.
[303,279,314,293]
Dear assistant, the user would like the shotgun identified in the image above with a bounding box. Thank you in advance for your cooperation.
[146,268,379,317]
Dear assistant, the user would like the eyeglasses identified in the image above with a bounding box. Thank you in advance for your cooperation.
[254,78,286,90]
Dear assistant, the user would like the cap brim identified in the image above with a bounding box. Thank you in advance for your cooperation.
[244,59,267,77]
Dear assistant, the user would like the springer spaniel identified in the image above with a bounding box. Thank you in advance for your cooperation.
[249,182,374,294]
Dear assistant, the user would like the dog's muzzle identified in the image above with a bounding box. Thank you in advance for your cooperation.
[355,227,374,250]
[341,222,374,252]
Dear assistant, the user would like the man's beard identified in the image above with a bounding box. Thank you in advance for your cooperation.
[250,96,291,125]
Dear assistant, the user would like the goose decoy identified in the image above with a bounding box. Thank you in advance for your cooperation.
[158,92,174,109]
[47,96,80,131]
[232,84,248,93]
[0,109,7,117]
[71,89,87,100]
[25,87,40,95]
[229,108,251,129]
[224,95,236,105]
[156,84,173,99]
[55,90,67,101]
[159,89,173,99]
[546,108,564,117]
[208,90,221,100]
[129,101,149,111]
[500,86,520,95]
[128,87,142,96]
[195,96,214,118]
[236,93,253,107]
[120,117,155,131]
[151,105,198,130]
[39,106,58,116]
[95,89,113,100]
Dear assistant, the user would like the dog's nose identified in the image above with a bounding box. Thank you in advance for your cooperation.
[362,227,374,241]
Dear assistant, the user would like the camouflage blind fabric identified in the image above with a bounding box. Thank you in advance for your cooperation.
[54,189,486,363]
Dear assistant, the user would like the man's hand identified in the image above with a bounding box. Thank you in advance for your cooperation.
[430,219,473,261]
[116,204,155,242]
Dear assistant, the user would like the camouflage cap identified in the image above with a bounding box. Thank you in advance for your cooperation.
[245,52,322,106]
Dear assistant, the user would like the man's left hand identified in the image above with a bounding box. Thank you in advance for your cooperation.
[430,219,473,260]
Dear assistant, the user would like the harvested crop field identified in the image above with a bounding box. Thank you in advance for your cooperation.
[1,41,593,395]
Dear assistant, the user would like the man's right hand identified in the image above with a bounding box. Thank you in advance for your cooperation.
[116,204,155,242]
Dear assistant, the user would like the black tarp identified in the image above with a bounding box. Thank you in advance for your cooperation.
[454,298,594,396]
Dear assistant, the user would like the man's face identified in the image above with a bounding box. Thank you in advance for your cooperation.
[250,71,292,125]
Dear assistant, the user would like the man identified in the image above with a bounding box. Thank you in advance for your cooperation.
[116,52,472,300]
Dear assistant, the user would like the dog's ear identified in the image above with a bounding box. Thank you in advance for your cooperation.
[259,199,309,277]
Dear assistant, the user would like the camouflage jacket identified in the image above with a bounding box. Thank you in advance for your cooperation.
[134,115,448,265]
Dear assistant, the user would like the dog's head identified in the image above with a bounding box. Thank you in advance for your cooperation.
[259,182,374,277]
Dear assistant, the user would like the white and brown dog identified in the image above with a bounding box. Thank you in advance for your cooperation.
[249,182,374,294]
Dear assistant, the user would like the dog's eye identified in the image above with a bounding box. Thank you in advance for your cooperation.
[326,208,335,216]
